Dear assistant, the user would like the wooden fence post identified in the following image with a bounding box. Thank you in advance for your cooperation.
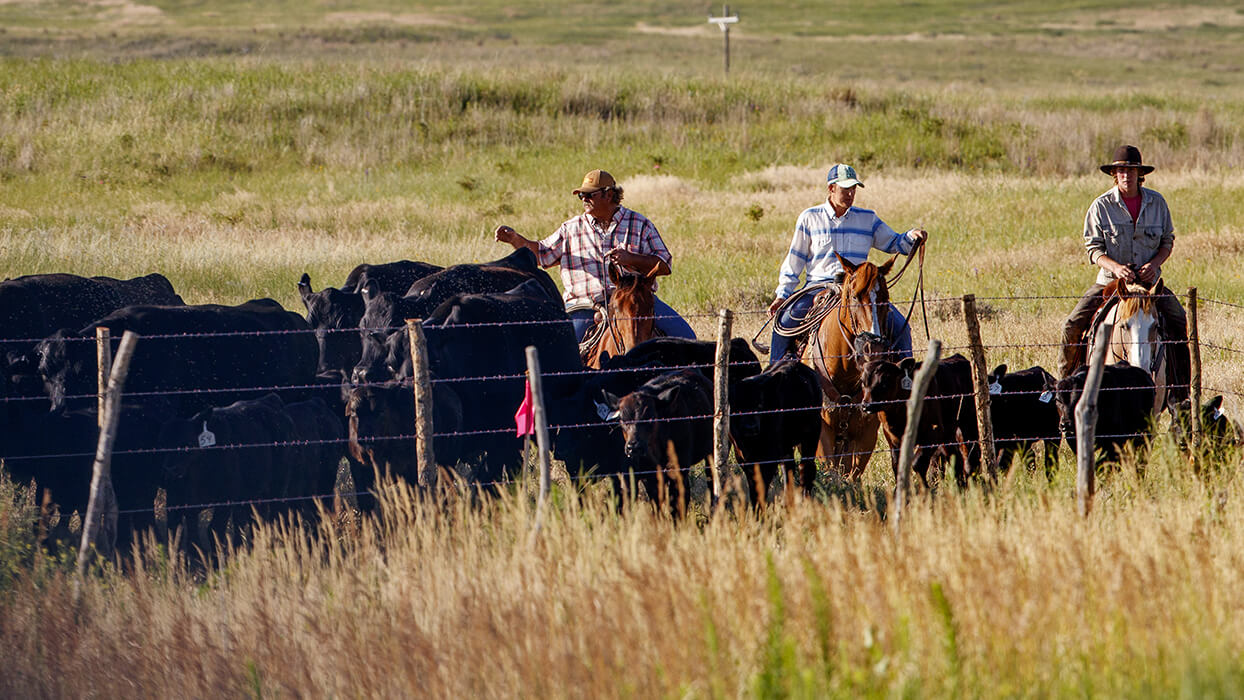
[711,309,733,504]
[526,346,551,542]
[77,330,139,580]
[405,320,437,489]
[961,295,998,476]
[894,338,942,536]
[1187,288,1201,455]
[1075,322,1112,518]
[96,327,111,425]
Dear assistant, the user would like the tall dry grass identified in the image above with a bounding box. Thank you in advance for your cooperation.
[3,445,1244,697]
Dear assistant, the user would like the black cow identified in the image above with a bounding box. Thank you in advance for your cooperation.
[349,281,580,490]
[987,364,1061,477]
[602,369,714,519]
[553,337,762,496]
[0,272,183,393]
[36,298,318,417]
[1050,362,1155,465]
[729,360,823,507]
[298,261,442,376]
[344,379,465,502]
[1,401,169,551]
[159,394,343,556]
[861,354,978,486]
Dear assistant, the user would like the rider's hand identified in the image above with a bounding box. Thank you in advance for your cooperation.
[909,228,929,245]
[605,247,636,269]
[1113,261,1137,283]
[768,296,785,317]
[1136,261,1159,285]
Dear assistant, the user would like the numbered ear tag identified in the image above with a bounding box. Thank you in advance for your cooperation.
[1213,407,1224,421]
[989,382,1002,395]
[901,376,912,391]
[1039,391,1054,404]
[594,400,611,421]
[198,421,216,448]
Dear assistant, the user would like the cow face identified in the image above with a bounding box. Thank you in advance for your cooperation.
[1049,373,1079,438]
[603,390,662,468]
[299,273,366,375]
[35,330,92,413]
[861,358,915,414]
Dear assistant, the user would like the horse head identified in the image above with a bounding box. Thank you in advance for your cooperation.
[1111,278,1164,375]
[583,262,658,369]
[835,253,897,358]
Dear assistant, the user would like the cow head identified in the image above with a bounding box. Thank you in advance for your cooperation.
[1049,372,1079,439]
[35,330,93,414]
[352,330,398,385]
[861,357,915,414]
[602,388,663,467]
[299,273,367,375]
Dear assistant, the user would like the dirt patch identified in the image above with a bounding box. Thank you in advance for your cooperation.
[633,22,713,37]
[1042,7,1244,31]
[88,0,166,25]
[323,12,474,27]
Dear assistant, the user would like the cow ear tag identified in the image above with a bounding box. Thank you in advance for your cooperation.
[901,375,912,391]
[1039,391,1054,404]
[1212,406,1224,421]
[198,422,216,448]
[989,382,1002,395]
[594,400,612,422]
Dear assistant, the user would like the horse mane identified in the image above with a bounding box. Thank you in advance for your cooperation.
[1116,280,1160,320]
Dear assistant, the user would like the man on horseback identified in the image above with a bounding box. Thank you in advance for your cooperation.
[494,169,696,342]
[1058,145,1189,400]
[767,163,928,361]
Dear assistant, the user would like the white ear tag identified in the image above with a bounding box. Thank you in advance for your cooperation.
[1039,391,1054,404]
[198,422,216,448]
[901,376,912,391]
[1212,407,1224,421]
[594,400,612,421]
[989,382,1002,395]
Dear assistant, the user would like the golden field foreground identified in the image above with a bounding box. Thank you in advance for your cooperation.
[4,452,1244,697]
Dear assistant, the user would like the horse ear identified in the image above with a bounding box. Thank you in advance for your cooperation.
[607,262,622,286]
[878,253,899,277]
[834,253,858,274]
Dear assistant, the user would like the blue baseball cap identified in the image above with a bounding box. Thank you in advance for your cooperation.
[826,163,864,188]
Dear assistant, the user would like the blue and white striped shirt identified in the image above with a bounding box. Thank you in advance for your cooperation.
[775,202,917,298]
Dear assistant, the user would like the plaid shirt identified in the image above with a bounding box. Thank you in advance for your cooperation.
[1083,186,1174,286]
[775,202,916,298]
[537,206,672,307]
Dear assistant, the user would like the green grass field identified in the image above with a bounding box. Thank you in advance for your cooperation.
[2,1,1244,696]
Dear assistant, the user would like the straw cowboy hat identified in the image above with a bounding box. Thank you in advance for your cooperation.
[1099,144,1155,176]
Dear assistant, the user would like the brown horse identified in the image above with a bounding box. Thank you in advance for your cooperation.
[805,253,899,479]
[581,262,660,369]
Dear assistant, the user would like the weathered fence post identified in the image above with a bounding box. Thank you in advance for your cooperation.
[405,320,437,489]
[77,330,139,581]
[1187,288,1201,455]
[96,327,111,424]
[1075,322,1112,518]
[711,309,733,505]
[525,346,551,542]
[962,295,998,476]
[894,338,942,536]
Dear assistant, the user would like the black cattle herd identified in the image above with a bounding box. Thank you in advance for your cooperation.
[1,249,1239,550]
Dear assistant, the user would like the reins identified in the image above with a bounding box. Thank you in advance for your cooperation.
[887,237,929,342]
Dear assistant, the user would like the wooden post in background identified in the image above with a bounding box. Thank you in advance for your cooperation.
[405,320,437,489]
[894,338,942,536]
[96,327,112,426]
[526,346,552,542]
[1075,323,1112,518]
[961,295,997,476]
[77,330,139,581]
[1187,288,1202,455]
[711,309,733,504]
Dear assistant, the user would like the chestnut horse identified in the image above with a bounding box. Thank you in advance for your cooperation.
[804,253,899,479]
[581,262,660,369]
[1097,278,1171,416]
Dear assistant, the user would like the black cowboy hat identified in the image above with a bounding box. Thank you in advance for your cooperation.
[1099,144,1155,176]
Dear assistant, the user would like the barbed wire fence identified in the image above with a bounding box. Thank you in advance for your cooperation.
[1,289,1241,555]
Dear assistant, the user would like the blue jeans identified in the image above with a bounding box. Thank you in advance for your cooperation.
[570,295,696,342]
[770,296,912,361]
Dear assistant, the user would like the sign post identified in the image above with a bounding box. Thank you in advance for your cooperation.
[708,5,739,75]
